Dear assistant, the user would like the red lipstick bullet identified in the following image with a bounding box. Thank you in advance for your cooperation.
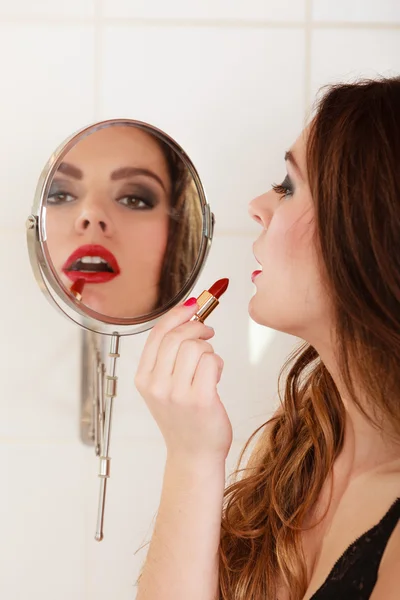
[208,278,229,299]
[191,278,229,323]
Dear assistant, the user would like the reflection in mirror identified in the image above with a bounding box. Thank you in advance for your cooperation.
[45,124,202,319]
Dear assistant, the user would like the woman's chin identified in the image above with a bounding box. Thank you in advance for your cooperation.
[248,295,263,325]
[80,295,106,316]
[80,293,157,319]
[248,295,283,331]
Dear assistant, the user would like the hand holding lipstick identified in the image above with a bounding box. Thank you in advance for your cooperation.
[134,279,233,463]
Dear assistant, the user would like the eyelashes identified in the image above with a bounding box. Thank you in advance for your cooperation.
[47,178,77,205]
[117,194,157,210]
[271,174,294,200]
[47,187,76,205]
[116,184,160,210]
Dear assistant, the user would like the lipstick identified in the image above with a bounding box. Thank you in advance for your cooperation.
[70,278,85,301]
[63,244,121,284]
[190,278,229,323]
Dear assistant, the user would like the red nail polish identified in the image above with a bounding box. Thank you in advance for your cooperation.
[183,297,197,307]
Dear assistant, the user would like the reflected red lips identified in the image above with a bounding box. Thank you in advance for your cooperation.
[62,244,121,284]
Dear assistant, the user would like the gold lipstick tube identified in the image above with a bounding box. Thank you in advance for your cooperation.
[190,291,219,323]
[71,289,82,302]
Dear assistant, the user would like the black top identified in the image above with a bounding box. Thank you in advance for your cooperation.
[309,497,400,599]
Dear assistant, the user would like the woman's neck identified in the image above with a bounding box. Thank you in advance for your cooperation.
[315,343,400,478]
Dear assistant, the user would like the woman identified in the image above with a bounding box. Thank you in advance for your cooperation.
[46,124,202,318]
[134,77,400,600]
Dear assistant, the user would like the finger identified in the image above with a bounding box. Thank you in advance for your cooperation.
[216,358,224,384]
[192,353,224,401]
[171,340,215,395]
[152,321,215,380]
[136,299,199,375]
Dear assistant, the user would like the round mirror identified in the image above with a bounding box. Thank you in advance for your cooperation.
[27,119,214,335]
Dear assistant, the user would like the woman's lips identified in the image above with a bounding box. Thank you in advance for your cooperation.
[62,244,121,284]
[252,270,262,283]
[252,248,262,283]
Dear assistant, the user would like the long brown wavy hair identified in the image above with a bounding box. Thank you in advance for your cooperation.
[218,77,400,600]
[154,137,203,309]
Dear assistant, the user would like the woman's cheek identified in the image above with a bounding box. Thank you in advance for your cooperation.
[273,206,315,263]
[136,218,170,272]
[262,215,293,267]
[46,214,68,273]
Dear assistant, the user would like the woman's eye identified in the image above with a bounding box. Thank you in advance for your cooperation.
[47,191,76,205]
[271,174,294,200]
[118,195,155,210]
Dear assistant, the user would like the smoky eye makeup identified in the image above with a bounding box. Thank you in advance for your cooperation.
[271,173,294,200]
[115,183,161,211]
[47,178,78,205]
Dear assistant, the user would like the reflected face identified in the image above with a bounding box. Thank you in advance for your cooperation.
[248,128,330,341]
[46,126,171,318]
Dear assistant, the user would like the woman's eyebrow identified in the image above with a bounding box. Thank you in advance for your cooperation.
[285,150,302,179]
[111,166,167,192]
[57,162,83,180]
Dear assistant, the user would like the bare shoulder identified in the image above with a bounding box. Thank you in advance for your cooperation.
[370,518,400,599]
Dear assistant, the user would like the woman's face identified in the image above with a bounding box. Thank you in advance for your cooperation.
[248,128,331,342]
[46,126,171,318]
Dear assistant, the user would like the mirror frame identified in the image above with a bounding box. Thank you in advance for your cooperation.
[26,118,214,336]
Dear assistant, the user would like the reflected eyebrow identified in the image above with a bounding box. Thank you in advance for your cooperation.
[111,166,167,192]
[285,150,302,179]
[57,162,83,180]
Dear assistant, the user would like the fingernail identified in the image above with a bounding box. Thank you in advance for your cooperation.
[183,297,197,307]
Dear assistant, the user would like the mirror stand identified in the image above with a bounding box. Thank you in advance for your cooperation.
[95,332,120,541]
[28,118,213,542]
[80,329,121,541]
[80,330,106,453]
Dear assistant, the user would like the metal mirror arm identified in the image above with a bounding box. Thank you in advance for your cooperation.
[92,340,102,456]
[95,333,121,542]
[96,359,106,456]
[80,331,106,449]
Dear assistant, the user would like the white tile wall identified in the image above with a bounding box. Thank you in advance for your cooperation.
[313,0,400,23]
[0,0,95,18]
[1,2,399,599]
[0,231,81,439]
[85,440,167,598]
[311,28,400,100]
[99,25,306,233]
[102,0,306,22]
[0,23,95,229]
[1,443,89,600]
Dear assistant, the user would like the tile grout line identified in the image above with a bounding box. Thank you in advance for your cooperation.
[0,438,90,444]
[309,20,400,30]
[100,19,400,30]
[304,0,313,117]
[0,16,400,29]
[87,3,102,596]
[93,0,102,122]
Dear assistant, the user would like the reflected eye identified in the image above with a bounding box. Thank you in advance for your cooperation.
[117,195,156,210]
[47,190,76,205]
[271,174,294,200]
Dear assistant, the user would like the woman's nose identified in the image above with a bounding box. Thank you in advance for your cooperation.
[74,203,114,237]
[248,190,274,228]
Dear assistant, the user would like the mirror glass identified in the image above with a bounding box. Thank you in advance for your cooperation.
[42,122,204,321]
